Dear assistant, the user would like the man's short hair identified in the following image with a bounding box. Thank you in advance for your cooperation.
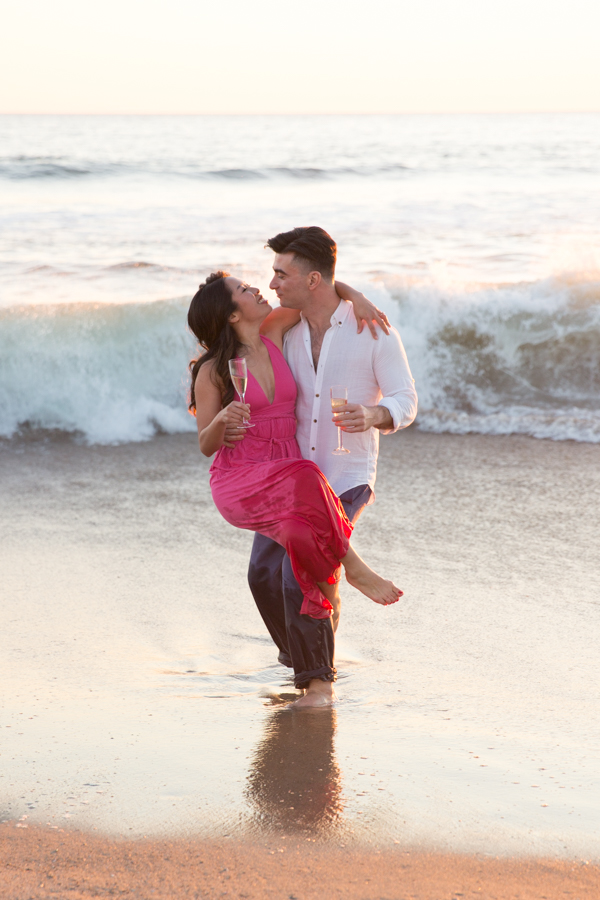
[266,226,337,280]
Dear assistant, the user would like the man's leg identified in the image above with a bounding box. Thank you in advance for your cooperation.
[248,533,292,667]
[281,555,336,697]
[248,532,336,689]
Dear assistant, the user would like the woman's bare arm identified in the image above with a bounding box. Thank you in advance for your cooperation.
[335,282,390,337]
[259,307,300,350]
[259,283,390,348]
[194,361,250,457]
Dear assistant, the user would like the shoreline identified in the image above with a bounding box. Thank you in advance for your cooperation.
[2,824,599,900]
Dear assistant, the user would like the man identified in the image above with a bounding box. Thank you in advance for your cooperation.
[231,227,417,707]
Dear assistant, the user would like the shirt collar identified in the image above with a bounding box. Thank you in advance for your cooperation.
[300,299,350,328]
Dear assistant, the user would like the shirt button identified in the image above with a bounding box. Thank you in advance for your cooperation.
[311,447,315,451]
[316,393,319,397]
[313,419,317,423]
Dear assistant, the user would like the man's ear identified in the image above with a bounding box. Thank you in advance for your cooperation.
[307,270,322,291]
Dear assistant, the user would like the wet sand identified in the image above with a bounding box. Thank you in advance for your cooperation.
[2,823,599,899]
[1,428,599,893]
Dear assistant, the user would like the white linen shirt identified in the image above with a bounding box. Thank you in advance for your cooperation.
[283,300,417,499]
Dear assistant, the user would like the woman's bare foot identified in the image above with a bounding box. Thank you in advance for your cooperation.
[342,546,402,605]
[289,679,336,708]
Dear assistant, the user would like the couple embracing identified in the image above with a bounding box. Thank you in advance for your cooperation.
[188,227,417,707]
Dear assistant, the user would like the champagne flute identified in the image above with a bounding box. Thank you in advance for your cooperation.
[330,385,350,455]
[228,357,254,428]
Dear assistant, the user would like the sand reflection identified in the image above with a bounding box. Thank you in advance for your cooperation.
[246,708,343,834]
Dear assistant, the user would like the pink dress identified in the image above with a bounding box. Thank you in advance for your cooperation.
[210,336,353,619]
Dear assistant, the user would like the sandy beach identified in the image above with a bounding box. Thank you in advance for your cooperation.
[2,428,599,896]
[2,824,599,900]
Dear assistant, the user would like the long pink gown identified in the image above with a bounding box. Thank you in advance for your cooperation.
[209,336,352,619]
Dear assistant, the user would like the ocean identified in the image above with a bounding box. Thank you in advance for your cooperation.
[1,113,599,444]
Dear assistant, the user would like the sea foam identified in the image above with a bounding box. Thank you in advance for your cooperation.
[383,271,600,443]
[1,274,599,445]
[0,299,197,444]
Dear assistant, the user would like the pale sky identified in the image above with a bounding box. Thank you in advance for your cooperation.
[1,0,599,114]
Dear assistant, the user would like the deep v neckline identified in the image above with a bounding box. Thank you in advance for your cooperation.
[247,336,277,406]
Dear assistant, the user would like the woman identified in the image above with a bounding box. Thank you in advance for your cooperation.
[189,272,402,640]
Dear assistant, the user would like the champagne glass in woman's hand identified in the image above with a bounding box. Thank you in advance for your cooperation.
[229,358,255,428]
[330,385,350,455]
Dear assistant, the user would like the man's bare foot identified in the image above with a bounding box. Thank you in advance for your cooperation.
[345,564,402,605]
[289,679,336,708]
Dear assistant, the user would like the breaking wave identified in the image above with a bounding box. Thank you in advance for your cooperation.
[383,272,600,443]
[0,299,197,444]
[1,273,600,445]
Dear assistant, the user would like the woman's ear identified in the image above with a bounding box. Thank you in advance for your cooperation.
[228,310,240,324]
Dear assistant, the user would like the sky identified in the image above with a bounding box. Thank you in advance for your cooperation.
[1,0,599,114]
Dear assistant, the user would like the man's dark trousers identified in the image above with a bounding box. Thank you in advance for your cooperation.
[247,484,372,689]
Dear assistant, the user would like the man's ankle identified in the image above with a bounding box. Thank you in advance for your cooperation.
[307,678,334,695]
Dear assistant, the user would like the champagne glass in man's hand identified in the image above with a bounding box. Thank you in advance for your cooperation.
[330,385,350,455]
[228,358,254,428]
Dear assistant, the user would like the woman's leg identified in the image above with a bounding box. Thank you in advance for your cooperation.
[333,484,372,634]
[340,544,402,606]
[291,556,399,708]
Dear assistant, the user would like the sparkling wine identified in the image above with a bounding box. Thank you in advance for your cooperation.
[228,357,254,427]
[231,374,247,398]
[330,385,350,455]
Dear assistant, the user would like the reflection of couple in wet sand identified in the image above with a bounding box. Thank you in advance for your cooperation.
[188,227,417,707]
[246,707,342,833]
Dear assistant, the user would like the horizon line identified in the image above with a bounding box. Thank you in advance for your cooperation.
[1,109,600,117]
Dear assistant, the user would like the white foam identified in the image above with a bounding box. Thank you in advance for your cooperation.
[0,298,197,444]
[373,272,600,443]
[2,274,600,445]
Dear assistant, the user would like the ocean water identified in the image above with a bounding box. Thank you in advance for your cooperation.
[1,113,600,444]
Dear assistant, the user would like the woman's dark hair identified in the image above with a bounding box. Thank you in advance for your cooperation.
[266,226,337,280]
[187,271,241,413]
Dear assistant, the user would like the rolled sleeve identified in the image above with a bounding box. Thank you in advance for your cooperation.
[373,328,418,435]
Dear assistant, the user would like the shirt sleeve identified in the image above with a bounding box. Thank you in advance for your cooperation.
[372,327,418,435]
